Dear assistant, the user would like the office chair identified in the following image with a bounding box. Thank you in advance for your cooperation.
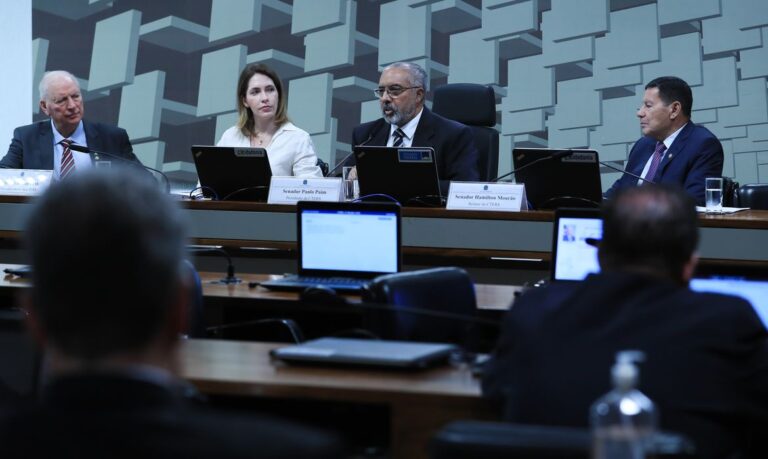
[182,260,206,338]
[316,158,329,177]
[722,177,739,207]
[432,83,499,181]
[362,267,488,350]
[737,183,768,209]
[430,420,695,459]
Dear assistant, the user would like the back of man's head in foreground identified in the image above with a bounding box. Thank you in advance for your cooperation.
[24,169,188,362]
[599,184,698,283]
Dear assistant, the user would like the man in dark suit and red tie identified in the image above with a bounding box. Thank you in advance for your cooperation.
[604,76,723,206]
[0,70,142,179]
[349,61,480,192]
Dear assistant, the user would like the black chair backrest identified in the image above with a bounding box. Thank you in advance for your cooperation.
[362,267,479,347]
[722,176,739,207]
[737,183,768,209]
[432,83,499,181]
[316,157,329,177]
[182,260,206,338]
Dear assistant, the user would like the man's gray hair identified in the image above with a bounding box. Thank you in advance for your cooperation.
[39,70,80,102]
[382,62,429,91]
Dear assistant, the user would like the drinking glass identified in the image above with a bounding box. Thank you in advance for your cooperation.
[705,177,723,213]
[342,167,358,201]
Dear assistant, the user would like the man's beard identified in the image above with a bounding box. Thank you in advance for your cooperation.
[382,102,415,126]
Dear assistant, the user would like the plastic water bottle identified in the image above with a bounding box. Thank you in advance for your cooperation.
[590,351,657,459]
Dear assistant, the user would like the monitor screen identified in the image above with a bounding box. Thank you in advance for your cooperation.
[690,277,768,329]
[552,210,603,281]
[300,208,399,274]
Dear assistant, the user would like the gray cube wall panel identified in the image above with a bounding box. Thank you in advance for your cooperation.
[29,0,768,188]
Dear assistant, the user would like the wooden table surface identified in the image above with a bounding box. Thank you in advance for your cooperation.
[180,338,495,459]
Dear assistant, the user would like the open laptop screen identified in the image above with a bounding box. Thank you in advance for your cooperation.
[299,202,400,278]
[353,146,441,206]
[191,145,272,201]
[513,148,603,209]
[551,208,603,281]
[690,278,768,329]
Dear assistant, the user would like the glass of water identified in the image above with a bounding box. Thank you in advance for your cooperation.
[705,177,723,213]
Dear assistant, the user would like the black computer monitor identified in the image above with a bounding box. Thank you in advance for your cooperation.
[512,148,603,209]
[191,145,272,201]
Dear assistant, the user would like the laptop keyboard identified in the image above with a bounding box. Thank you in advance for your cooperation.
[293,276,367,287]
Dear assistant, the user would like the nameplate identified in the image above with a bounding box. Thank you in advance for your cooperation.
[267,177,343,205]
[446,182,528,211]
[0,169,53,196]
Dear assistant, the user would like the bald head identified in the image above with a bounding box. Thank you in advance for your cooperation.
[599,185,698,282]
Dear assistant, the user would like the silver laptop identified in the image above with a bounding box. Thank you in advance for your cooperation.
[260,201,401,292]
[270,337,457,369]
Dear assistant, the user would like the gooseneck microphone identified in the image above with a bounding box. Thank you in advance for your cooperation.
[326,127,380,177]
[491,149,574,182]
[186,246,241,285]
[67,143,171,193]
[599,160,654,185]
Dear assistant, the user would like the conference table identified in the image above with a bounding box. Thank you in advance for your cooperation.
[179,338,495,459]
[2,196,768,268]
[0,265,519,312]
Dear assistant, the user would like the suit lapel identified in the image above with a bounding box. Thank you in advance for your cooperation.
[657,122,693,176]
[83,120,101,150]
[38,121,55,170]
[412,108,435,146]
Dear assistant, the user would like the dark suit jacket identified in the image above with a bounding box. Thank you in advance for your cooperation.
[0,119,140,169]
[604,122,723,205]
[482,272,768,458]
[0,373,344,458]
[351,108,480,191]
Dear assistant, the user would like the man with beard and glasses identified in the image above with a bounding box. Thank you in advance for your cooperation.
[348,62,479,192]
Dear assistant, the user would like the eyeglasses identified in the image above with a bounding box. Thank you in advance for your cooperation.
[373,86,421,98]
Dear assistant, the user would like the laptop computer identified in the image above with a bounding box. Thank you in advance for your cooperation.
[270,337,457,369]
[690,277,768,329]
[260,200,401,292]
[513,148,603,209]
[191,145,272,201]
[353,146,442,206]
[550,208,603,282]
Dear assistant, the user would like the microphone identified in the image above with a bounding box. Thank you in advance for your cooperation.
[492,149,574,182]
[326,128,380,177]
[67,143,171,193]
[599,160,654,185]
[186,246,241,285]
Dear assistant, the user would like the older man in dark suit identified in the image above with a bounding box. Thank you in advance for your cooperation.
[350,62,480,192]
[0,70,141,178]
[483,185,768,458]
[604,76,723,206]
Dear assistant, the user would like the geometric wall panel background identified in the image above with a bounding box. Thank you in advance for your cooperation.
[31,0,768,189]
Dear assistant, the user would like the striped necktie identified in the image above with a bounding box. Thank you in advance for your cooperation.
[392,128,405,147]
[60,138,76,179]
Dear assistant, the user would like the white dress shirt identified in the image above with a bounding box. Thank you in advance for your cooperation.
[386,108,423,148]
[217,122,322,178]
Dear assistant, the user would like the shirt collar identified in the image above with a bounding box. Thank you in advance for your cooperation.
[51,119,86,146]
[661,122,687,149]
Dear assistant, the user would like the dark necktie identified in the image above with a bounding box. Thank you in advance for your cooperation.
[643,142,666,182]
[60,138,76,179]
[392,128,405,147]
